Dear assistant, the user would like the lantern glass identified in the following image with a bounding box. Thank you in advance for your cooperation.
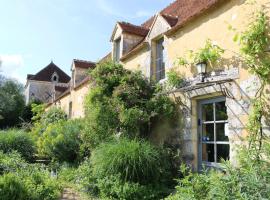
[196,62,207,74]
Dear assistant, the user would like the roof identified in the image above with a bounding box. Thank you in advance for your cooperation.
[118,22,149,37]
[27,62,70,83]
[55,85,69,93]
[73,59,96,69]
[74,76,90,90]
[120,0,222,60]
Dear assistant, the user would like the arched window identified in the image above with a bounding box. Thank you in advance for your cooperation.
[51,72,59,83]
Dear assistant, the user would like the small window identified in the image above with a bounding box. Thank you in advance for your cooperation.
[51,72,59,83]
[155,38,165,81]
[114,38,121,62]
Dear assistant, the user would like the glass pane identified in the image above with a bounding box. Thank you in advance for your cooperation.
[202,103,213,122]
[202,144,214,162]
[202,123,214,142]
[217,144,230,162]
[216,123,229,142]
[216,101,227,121]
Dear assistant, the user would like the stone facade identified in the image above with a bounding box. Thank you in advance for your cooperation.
[111,0,270,170]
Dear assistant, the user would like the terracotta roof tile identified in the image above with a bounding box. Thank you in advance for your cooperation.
[27,62,70,83]
[161,14,178,27]
[73,59,96,69]
[118,22,149,37]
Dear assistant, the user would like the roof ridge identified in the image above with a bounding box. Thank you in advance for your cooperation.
[73,59,96,64]
[118,21,149,30]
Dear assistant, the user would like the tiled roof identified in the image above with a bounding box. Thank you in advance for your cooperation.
[161,14,178,27]
[73,59,96,69]
[55,85,69,93]
[27,62,70,83]
[121,0,222,59]
[118,22,149,37]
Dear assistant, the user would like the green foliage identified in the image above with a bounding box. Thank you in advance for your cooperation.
[0,151,29,175]
[0,129,36,161]
[37,119,83,163]
[167,70,184,88]
[0,173,29,200]
[0,78,25,128]
[177,39,224,67]
[41,107,67,126]
[31,103,45,124]
[97,174,168,200]
[91,138,169,184]
[0,152,62,200]
[237,11,270,82]
[83,62,176,149]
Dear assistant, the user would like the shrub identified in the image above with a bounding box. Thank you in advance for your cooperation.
[40,107,67,127]
[91,138,168,184]
[0,151,29,175]
[0,129,36,161]
[37,119,83,163]
[97,174,169,200]
[0,173,29,200]
[83,62,177,150]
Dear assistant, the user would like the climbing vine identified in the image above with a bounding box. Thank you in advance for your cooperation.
[236,10,270,154]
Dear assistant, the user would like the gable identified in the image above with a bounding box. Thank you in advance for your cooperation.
[146,14,171,41]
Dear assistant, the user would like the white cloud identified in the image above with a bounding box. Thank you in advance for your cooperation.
[0,54,25,83]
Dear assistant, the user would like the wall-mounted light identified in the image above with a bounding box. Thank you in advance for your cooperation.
[196,62,207,82]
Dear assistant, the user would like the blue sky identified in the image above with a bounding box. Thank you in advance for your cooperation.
[0,0,172,84]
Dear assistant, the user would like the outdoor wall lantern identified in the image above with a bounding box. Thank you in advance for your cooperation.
[196,62,207,82]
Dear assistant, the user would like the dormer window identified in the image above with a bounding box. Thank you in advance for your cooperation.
[114,38,121,62]
[155,37,165,81]
[51,72,59,83]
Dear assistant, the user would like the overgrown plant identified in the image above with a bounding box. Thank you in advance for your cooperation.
[83,62,177,150]
[177,39,224,67]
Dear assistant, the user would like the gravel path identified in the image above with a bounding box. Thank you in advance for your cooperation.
[60,188,81,200]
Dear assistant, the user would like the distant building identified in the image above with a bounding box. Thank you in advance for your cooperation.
[24,61,70,104]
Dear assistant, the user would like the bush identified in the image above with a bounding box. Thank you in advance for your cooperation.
[0,129,36,161]
[91,138,169,184]
[97,174,168,200]
[89,138,172,199]
[83,62,177,150]
[0,173,29,200]
[37,119,83,163]
[0,151,29,175]
[0,164,62,200]
[41,107,67,126]
[167,146,270,200]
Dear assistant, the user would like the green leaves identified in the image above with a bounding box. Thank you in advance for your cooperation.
[83,62,176,149]
[177,39,224,67]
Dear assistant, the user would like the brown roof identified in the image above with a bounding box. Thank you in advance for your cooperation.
[161,14,178,27]
[121,0,222,60]
[73,59,96,69]
[27,62,70,83]
[55,85,69,93]
[118,22,149,37]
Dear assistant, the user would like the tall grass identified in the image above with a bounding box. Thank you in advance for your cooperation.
[91,138,168,184]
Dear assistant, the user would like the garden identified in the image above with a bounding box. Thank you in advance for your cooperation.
[0,8,270,200]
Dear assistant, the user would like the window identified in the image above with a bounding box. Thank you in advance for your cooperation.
[114,38,121,62]
[199,97,229,168]
[155,38,165,81]
[51,72,59,83]
[69,101,72,118]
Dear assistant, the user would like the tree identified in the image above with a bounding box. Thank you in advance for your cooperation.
[0,77,25,128]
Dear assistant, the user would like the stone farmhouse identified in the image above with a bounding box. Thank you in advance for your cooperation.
[26,0,270,171]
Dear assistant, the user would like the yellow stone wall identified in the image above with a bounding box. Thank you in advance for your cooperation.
[51,82,90,119]
[121,0,270,170]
